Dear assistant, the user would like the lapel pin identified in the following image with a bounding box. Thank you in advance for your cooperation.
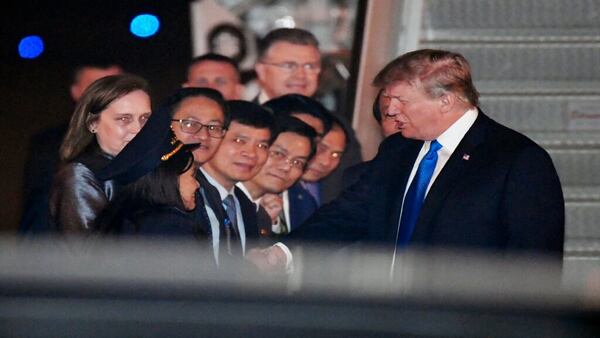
[462,154,470,161]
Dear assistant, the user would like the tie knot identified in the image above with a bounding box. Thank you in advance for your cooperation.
[426,140,442,157]
[223,194,236,209]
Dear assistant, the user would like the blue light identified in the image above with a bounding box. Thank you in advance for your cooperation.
[130,14,160,38]
[18,35,44,59]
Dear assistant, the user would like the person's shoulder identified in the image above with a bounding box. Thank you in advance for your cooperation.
[377,132,417,155]
[74,145,112,174]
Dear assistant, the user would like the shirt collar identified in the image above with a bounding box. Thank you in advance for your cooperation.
[199,167,234,201]
[235,182,261,205]
[436,108,478,154]
[258,90,271,104]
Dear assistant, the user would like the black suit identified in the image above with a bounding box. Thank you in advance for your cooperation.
[290,111,565,257]
[195,170,261,242]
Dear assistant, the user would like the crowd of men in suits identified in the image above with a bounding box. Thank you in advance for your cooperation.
[21,28,565,272]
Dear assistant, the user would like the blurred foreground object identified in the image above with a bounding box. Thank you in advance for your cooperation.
[0,236,598,337]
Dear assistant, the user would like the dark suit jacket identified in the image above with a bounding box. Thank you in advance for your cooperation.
[115,206,209,238]
[288,182,319,232]
[290,112,565,257]
[341,160,370,190]
[195,170,260,241]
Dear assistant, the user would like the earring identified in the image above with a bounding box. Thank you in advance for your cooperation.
[90,128,97,133]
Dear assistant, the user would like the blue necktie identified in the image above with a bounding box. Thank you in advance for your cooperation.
[222,194,239,256]
[397,140,442,247]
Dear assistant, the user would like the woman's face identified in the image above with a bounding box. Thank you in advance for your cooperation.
[170,96,226,165]
[179,164,200,210]
[91,90,152,156]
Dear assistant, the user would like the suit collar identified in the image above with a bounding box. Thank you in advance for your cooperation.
[196,169,226,222]
[411,110,490,242]
[199,167,233,200]
[234,186,259,239]
[436,107,478,154]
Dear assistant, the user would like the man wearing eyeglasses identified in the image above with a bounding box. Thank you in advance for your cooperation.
[254,28,321,104]
[237,115,317,237]
[254,28,363,208]
[262,94,335,233]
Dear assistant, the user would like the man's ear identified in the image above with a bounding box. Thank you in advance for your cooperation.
[254,63,266,81]
[439,93,456,113]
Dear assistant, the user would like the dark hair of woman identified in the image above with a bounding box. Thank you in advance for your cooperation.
[96,148,194,233]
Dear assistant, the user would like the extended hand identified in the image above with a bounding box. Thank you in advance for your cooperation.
[246,245,288,273]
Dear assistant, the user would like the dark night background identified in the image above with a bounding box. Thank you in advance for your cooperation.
[1,0,194,231]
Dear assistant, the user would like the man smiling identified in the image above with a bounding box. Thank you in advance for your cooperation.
[198,100,275,258]
[238,115,317,235]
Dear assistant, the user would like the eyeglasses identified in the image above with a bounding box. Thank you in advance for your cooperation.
[269,150,307,170]
[171,119,226,138]
[260,61,321,73]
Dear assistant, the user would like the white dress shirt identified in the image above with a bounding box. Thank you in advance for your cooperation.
[200,168,247,261]
[402,108,478,200]
[390,108,478,273]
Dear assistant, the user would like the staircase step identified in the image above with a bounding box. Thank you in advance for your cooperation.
[417,44,600,83]
[527,132,600,148]
[421,29,600,44]
[480,96,600,132]
[563,186,600,202]
[566,201,600,238]
[423,0,599,35]
[548,149,600,185]
[476,81,600,96]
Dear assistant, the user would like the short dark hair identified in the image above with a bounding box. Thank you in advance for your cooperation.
[257,28,319,60]
[263,94,333,136]
[187,53,240,76]
[96,149,194,233]
[164,87,230,129]
[71,57,122,85]
[373,49,479,106]
[273,115,318,160]
[227,100,277,144]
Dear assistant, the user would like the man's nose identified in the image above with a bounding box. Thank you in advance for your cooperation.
[193,126,210,140]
